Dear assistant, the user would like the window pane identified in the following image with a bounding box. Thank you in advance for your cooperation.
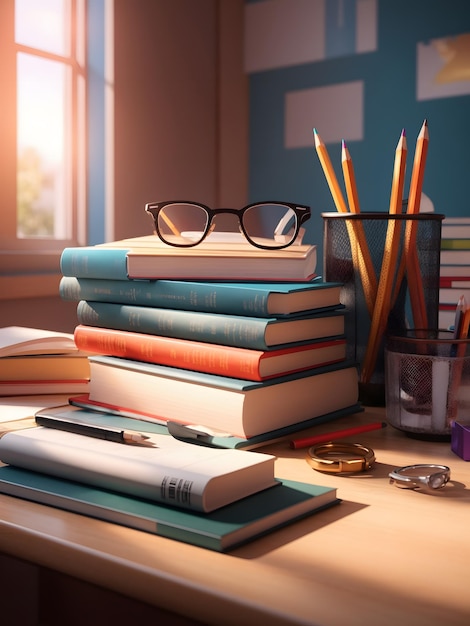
[17,52,71,238]
[15,0,70,57]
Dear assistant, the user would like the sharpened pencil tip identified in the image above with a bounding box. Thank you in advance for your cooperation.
[313,127,318,135]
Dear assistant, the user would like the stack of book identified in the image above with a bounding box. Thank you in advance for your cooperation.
[0,326,90,396]
[439,217,470,329]
[58,234,361,448]
[0,417,340,551]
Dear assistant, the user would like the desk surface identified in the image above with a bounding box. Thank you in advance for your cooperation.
[1,406,469,626]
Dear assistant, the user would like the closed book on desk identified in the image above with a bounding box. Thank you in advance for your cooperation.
[0,428,276,513]
[74,325,346,381]
[60,236,317,282]
[0,466,339,552]
[83,356,359,438]
[76,301,345,350]
[63,402,364,450]
[0,354,90,382]
[0,380,90,397]
[60,277,342,318]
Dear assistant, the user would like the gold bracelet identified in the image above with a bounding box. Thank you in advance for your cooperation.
[306,442,375,474]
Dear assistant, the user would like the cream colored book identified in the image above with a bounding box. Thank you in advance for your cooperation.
[0,426,277,513]
[0,326,79,357]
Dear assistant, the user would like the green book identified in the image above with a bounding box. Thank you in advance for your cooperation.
[47,402,364,449]
[0,465,339,552]
[76,300,346,350]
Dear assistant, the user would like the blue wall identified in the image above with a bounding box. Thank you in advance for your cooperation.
[247,0,470,262]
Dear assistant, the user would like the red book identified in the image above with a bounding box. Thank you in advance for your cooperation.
[74,324,346,381]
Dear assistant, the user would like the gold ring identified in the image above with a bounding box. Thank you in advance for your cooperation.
[306,441,375,474]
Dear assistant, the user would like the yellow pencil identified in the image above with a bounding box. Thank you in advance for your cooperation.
[314,129,376,317]
[392,120,429,327]
[314,129,349,213]
[341,139,378,314]
[362,129,407,383]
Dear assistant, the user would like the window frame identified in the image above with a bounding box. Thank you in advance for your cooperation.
[0,0,112,297]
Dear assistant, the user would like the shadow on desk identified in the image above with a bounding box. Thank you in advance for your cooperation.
[234,499,367,558]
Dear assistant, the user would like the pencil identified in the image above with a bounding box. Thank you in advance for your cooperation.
[35,414,151,445]
[448,296,470,419]
[453,294,466,340]
[289,421,386,450]
[341,139,378,314]
[393,120,429,327]
[314,129,376,317]
[362,129,407,383]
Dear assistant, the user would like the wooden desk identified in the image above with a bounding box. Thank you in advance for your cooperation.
[1,407,470,626]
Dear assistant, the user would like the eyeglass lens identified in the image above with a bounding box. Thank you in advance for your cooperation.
[156,202,299,248]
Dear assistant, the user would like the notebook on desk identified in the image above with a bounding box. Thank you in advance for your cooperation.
[0,466,339,552]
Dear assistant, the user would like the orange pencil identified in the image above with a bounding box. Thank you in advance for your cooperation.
[448,296,470,419]
[314,129,375,317]
[392,120,429,327]
[341,140,361,214]
[362,129,407,383]
[341,140,378,314]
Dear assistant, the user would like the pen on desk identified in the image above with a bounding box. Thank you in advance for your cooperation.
[289,421,386,450]
[35,414,151,445]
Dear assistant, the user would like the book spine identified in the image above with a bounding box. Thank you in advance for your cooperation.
[74,325,267,380]
[59,276,271,316]
[60,248,130,280]
[76,301,271,349]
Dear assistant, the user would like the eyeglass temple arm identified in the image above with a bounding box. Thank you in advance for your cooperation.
[159,208,181,236]
[274,207,309,236]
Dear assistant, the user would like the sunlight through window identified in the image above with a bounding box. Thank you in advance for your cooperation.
[15,0,81,239]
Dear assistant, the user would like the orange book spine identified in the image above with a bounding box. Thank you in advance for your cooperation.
[75,325,266,381]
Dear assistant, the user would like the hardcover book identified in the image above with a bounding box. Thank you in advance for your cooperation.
[0,427,277,513]
[60,235,317,282]
[0,466,339,552]
[0,380,90,397]
[59,276,341,317]
[82,356,359,438]
[0,354,90,382]
[58,402,364,450]
[76,301,345,350]
[73,324,346,381]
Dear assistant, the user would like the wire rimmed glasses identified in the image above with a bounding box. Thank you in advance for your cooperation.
[145,200,311,250]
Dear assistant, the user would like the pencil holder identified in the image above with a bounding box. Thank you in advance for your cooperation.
[385,330,470,439]
[322,212,443,405]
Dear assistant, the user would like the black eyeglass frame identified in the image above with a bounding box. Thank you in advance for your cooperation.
[145,200,311,250]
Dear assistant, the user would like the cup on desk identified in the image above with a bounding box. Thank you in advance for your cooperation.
[385,330,470,439]
[322,212,443,406]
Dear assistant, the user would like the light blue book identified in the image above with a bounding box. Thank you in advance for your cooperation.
[60,275,342,318]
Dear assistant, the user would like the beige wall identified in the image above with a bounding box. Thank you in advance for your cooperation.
[0,0,248,332]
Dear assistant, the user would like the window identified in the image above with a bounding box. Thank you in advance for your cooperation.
[0,0,112,294]
[1,0,86,257]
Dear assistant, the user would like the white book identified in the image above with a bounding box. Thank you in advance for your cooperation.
[0,427,277,513]
[0,326,79,357]
[440,265,470,277]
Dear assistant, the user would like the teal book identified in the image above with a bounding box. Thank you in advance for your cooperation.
[46,402,364,449]
[0,466,339,552]
[76,300,345,350]
[60,275,343,318]
[61,246,131,280]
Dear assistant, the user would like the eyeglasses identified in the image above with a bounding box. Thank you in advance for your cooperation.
[145,200,311,250]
